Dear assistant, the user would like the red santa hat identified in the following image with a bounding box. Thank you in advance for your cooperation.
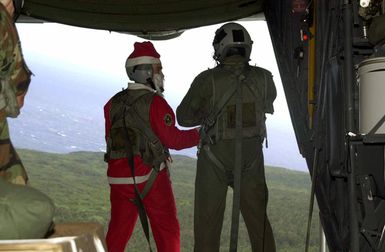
[125,41,161,68]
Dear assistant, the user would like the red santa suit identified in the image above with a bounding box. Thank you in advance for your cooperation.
[104,83,199,252]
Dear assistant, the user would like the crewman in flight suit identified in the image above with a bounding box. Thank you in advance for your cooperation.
[177,22,277,252]
[104,41,200,252]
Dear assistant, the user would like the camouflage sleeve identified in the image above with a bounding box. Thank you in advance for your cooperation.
[0,5,12,114]
[0,4,28,185]
[0,4,15,81]
[0,3,31,119]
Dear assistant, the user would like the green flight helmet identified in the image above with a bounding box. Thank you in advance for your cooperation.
[213,22,253,63]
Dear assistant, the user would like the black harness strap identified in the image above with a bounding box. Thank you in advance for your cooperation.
[122,105,153,252]
[0,158,22,172]
[140,168,159,199]
[199,72,237,147]
[200,68,247,251]
[128,98,166,200]
[230,73,244,252]
[0,143,22,172]
[0,138,11,145]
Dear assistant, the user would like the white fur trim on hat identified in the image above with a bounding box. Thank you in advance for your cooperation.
[125,56,161,68]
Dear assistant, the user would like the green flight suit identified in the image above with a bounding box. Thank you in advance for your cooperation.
[177,55,276,252]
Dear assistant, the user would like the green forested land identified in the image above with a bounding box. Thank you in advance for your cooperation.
[18,149,320,252]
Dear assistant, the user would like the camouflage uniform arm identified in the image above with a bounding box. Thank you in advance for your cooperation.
[0,4,29,185]
[0,4,31,118]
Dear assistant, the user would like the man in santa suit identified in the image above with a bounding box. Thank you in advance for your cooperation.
[104,41,199,252]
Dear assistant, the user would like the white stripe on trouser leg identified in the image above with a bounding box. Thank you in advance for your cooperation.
[108,161,168,185]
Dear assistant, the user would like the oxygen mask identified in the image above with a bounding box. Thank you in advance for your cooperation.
[152,73,164,93]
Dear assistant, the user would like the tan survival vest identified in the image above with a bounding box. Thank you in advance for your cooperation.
[203,63,275,143]
[105,88,169,170]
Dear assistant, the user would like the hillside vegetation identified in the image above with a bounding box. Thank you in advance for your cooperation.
[18,149,320,252]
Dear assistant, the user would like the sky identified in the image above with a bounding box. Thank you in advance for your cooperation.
[14,20,308,171]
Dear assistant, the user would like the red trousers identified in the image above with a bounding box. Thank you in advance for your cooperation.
[106,169,180,252]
